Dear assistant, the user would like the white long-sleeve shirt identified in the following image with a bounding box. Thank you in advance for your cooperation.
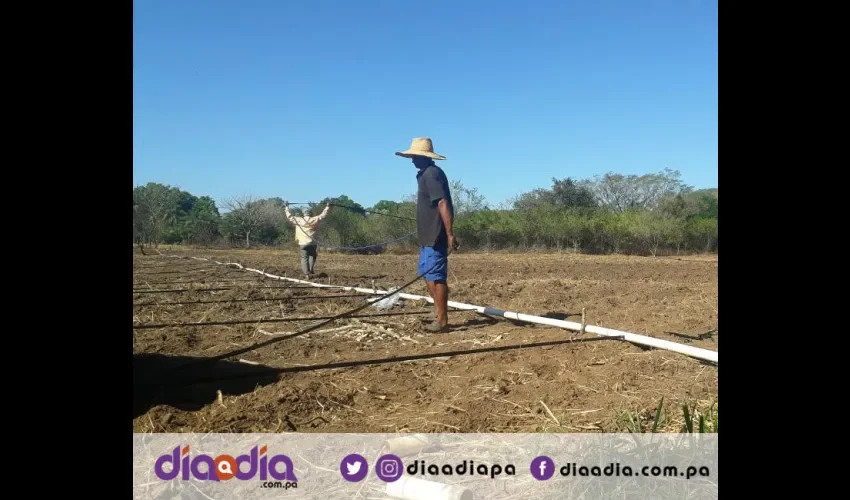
[284,205,330,245]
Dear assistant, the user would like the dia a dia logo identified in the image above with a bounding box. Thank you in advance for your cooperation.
[154,445,298,482]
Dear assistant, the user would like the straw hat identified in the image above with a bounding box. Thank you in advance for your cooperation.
[395,137,446,160]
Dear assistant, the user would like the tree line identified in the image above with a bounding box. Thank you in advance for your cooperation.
[133,168,717,256]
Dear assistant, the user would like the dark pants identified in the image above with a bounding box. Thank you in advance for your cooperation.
[300,243,318,275]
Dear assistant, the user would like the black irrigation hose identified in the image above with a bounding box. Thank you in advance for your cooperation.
[134,287,237,294]
[341,206,417,222]
[149,257,445,381]
[133,270,206,275]
[137,335,624,390]
[133,294,372,306]
[134,263,214,269]
[133,261,217,267]
[133,309,460,329]
[134,285,320,294]
[133,267,252,274]
[134,267,246,275]
[134,269,222,276]
[134,260,211,266]
[288,202,417,222]
[132,278,268,286]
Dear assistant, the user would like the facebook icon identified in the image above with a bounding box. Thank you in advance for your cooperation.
[530,456,555,480]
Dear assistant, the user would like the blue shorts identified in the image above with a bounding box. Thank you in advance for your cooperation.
[418,246,448,282]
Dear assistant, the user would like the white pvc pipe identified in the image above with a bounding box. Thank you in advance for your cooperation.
[163,257,718,364]
[384,434,431,457]
[386,477,473,500]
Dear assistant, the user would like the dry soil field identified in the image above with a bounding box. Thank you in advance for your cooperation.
[132,248,717,434]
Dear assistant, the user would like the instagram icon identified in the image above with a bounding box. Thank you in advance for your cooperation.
[376,454,403,482]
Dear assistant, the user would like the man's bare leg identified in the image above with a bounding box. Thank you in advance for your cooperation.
[433,281,448,326]
[425,281,437,318]
[424,280,449,326]
[425,280,438,319]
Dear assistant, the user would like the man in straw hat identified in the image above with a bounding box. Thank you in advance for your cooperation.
[396,137,459,333]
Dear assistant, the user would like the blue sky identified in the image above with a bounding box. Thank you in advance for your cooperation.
[134,0,717,210]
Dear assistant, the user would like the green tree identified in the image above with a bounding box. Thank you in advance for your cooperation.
[184,196,221,245]
[450,180,488,217]
[221,196,280,247]
[307,195,369,248]
[630,212,681,257]
[551,177,597,208]
[133,182,181,246]
[581,168,693,212]
[688,218,718,252]
[132,171,716,256]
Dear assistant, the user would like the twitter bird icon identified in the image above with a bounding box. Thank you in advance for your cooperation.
[341,453,368,482]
